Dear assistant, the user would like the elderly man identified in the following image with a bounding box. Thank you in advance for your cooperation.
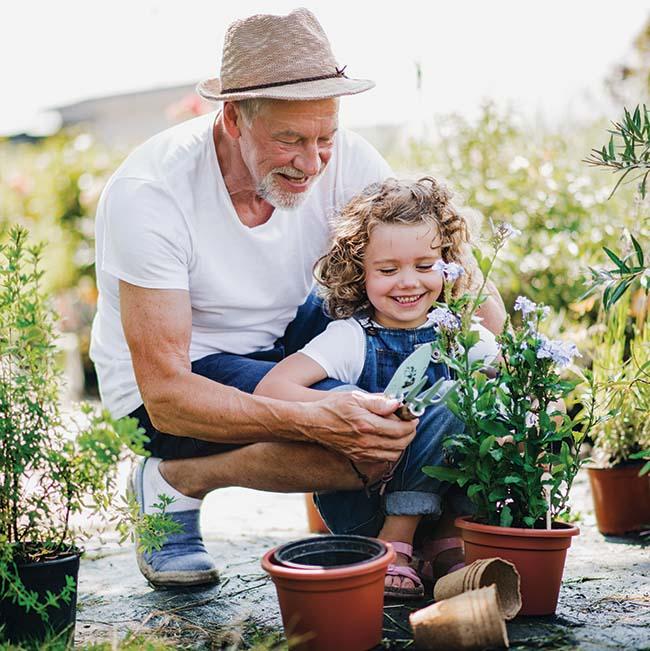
[90,9,505,588]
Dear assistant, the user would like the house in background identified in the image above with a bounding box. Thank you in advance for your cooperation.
[48,84,404,154]
[50,84,214,147]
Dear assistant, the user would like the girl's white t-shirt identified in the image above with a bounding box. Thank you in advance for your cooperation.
[90,112,392,418]
[300,317,499,385]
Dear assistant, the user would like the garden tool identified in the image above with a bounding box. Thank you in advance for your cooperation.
[384,343,455,420]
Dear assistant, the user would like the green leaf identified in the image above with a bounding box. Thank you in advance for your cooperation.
[503,475,523,484]
[500,505,513,528]
[422,465,463,483]
[467,484,483,498]
[603,247,630,273]
[630,234,645,267]
[477,420,510,439]
[479,436,496,458]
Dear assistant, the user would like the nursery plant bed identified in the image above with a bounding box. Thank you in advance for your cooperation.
[70,472,650,651]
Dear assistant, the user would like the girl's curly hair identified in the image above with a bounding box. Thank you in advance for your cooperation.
[314,176,480,319]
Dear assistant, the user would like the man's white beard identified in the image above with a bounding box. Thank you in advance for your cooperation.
[257,166,324,210]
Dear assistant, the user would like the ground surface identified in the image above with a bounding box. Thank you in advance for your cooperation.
[74,471,650,650]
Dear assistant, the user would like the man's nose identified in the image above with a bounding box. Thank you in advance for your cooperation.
[294,142,322,177]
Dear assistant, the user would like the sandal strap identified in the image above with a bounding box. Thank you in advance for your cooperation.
[386,564,422,585]
[389,541,414,559]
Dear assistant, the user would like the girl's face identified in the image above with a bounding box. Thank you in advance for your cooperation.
[364,222,444,329]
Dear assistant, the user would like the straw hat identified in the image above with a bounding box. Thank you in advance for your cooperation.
[197,8,375,102]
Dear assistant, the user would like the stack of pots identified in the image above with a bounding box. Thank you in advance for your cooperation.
[262,535,394,651]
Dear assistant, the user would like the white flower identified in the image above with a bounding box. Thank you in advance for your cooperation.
[433,261,465,283]
[514,296,551,323]
[535,335,581,368]
[500,223,522,239]
[428,307,461,332]
[525,411,539,428]
[490,220,522,247]
[514,296,537,316]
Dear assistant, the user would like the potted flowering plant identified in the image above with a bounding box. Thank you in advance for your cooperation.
[423,223,597,615]
[0,226,177,646]
[582,105,650,534]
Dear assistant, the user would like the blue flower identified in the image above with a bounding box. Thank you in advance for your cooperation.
[428,307,461,332]
[433,261,465,283]
[535,335,580,368]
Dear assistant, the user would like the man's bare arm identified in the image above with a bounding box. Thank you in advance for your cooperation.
[119,281,418,461]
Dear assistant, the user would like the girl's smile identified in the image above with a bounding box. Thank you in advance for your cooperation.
[364,222,444,329]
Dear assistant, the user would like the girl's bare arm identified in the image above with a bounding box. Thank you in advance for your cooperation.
[254,352,335,402]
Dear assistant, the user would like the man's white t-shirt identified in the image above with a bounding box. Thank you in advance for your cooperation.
[300,317,499,385]
[90,112,392,418]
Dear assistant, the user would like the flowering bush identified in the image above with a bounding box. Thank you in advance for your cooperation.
[423,227,597,528]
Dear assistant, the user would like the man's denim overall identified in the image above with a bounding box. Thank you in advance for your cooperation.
[315,320,466,537]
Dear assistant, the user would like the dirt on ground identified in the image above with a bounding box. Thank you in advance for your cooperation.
[74,471,650,650]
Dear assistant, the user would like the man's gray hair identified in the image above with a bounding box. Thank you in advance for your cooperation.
[236,98,271,125]
[236,97,340,125]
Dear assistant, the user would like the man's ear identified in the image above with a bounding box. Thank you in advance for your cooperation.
[222,102,243,139]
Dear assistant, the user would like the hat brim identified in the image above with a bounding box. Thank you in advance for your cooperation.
[196,76,375,103]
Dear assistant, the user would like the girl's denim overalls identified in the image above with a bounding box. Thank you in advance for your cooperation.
[315,319,467,537]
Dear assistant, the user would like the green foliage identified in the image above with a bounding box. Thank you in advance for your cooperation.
[0,226,171,625]
[581,105,650,467]
[423,229,597,528]
[114,493,183,555]
[582,106,650,309]
[390,102,638,320]
[585,105,650,198]
[630,449,650,475]
[589,293,650,466]
[0,133,125,293]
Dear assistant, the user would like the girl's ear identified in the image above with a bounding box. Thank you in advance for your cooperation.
[222,102,243,139]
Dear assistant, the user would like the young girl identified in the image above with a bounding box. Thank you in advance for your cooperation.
[255,177,497,598]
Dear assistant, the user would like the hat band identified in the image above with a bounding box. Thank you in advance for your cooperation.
[221,66,347,94]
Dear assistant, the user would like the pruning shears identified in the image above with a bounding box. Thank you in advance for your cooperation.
[383,343,454,420]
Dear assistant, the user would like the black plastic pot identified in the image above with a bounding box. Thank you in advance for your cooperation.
[274,534,386,569]
[0,551,80,645]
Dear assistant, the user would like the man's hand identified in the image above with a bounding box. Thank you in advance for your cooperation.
[306,391,418,463]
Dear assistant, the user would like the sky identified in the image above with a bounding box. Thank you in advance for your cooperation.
[2,0,649,135]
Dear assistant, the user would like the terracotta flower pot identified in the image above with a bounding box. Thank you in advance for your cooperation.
[304,493,329,534]
[588,464,650,535]
[262,535,395,651]
[455,516,579,616]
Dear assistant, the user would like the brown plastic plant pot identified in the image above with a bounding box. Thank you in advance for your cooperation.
[262,536,395,651]
[304,493,329,534]
[455,516,579,616]
[588,464,650,535]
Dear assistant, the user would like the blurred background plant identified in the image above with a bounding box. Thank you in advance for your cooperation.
[389,102,642,326]
[0,132,126,395]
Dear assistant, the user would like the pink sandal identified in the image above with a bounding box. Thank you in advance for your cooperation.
[416,536,465,583]
[384,542,425,600]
